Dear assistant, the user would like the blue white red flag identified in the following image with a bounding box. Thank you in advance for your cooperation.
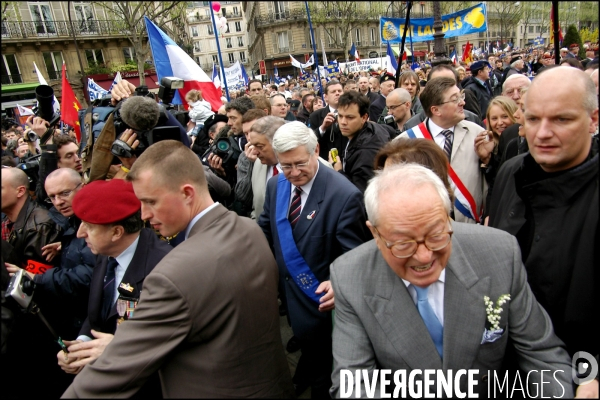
[212,63,221,89]
[385,42,398,76]
[144,16,222,111]
[349,43,360,63]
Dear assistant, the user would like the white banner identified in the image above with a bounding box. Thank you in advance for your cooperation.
[223,61,244,87]
[338,57,391,73]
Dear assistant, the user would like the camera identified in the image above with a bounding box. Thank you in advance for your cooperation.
[6,268,36,310]
[333,110,338,121]
[17,154,41,191]
[383,115,396,126]
[201,136,242,167]
[32,85,61,129]
[157,77,184,105]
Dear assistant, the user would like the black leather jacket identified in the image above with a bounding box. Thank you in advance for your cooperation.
[7,196,62,268]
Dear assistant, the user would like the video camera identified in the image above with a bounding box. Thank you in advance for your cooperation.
[201,136,242,168]
[31,85,61,143]
[6,268,36,310]
[16,154,41,191]
[111,85,181,158]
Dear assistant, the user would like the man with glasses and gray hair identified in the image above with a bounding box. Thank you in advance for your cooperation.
[396,77,487,224]
[258,121,370,398]
[329,163,573,398]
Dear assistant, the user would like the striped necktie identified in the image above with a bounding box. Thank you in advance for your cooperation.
[288,187,303,228]
[441,130,453,162]
[102,258,119,319]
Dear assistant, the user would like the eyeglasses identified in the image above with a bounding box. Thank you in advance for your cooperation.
[387,102,407,111]
[372,220,453,259]
[439,90,466,105]
[280,155,312,171]
[45,183,82,204]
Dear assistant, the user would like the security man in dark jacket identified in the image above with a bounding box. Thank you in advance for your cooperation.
[329,91,393,193]
[462,60,494,118]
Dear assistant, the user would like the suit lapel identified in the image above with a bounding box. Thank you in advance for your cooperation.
[364,252,443,370]
[452,122,468,159]
[442,234,490,371]
[292,166,327,242]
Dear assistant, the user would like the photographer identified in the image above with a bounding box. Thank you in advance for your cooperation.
[27,115,82,207]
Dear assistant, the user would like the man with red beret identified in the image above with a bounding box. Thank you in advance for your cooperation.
[566,43,581,60]
[57,178,171,380]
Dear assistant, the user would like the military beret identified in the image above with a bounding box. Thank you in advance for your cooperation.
[380,73,395,84]
[470,60,491,72]
[569,43,579,49]
[72,179,141,224]
[289,100,301,110]
[509,55,522,64]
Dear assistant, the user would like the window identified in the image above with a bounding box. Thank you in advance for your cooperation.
[235,21,241,32]
[205,9,210,16]
[191,26,198,37]
[355,28,361,45]
[327,28,334,46]
[195,56,201,64]
[273,1,289,19]
[226,38,232,48]
[43,51,63,80]
[85,49,105,66]
[277,31,289,51]
[225,23,230,33]
[238,36,243,47]
[536,26,541,33]
[239,52,246,62]
[233,6,239,16]
[370,28,376,46]
[74,3,97,33]
[528,26,534,33]
[122,47,135,62]
[228,53,235,64]
[208,24,214,35]
[1,54,22,84]
[29,2,55,35]
[222,8,227,17]
[212,55,219,64]
[194,41,201,52]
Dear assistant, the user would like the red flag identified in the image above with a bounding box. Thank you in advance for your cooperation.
[60,62,81,141]
[462,41,473,63]
[549,7,563,46]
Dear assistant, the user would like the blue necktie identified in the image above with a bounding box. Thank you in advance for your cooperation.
[413,285,443,358]
[102,258,119,320]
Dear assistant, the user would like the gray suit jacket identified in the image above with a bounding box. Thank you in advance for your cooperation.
[63,204,294,398]
[397,119,487,223]
[330,222,573,398]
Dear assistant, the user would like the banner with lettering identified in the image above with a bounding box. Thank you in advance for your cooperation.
[223,61,245,88]
[380,3,487,43]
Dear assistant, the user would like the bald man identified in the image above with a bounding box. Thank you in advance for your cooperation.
[385,88,413,131]
[489,67,599,399]
[2,167,61,268]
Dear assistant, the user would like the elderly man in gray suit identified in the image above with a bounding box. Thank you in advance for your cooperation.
[329,164,573,398]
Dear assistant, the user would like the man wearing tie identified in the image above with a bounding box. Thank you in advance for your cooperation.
[397,77,487,223]
[259,122,370,397]
[57,179,171,378]
[329,164,573,397]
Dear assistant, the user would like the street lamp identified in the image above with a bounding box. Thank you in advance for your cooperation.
[431,1,451,66]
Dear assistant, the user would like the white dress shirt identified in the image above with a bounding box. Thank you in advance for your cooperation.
[318,105,337,135]
[184,202,220,241]
[288,161,320,215]
[266,164,281,183]
[428,119,455,151]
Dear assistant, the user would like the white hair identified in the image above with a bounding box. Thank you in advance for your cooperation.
[502,73,531,93]
[364,163,451,226]
[272,121,317,154]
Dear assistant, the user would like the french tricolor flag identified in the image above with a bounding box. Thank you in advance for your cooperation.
[144,16,222,112]
[350,43,361,64]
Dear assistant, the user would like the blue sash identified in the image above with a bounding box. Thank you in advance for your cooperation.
[275,174,321,304]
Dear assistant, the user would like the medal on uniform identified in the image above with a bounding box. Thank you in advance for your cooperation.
[116,296,138,328]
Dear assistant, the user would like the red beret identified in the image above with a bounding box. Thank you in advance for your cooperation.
[72,179,141,224]
[569,43,579,49]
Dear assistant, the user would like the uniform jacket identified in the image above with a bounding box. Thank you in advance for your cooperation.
[79,228,171,338]
[296,107,311,124]
[330,223,573,398]
[369,93,386,122]
[339,121,392,193]
[65,205,294,398]
[258,165,370,341]
[488,139,598,358]
[398,119,487,223]
[309,106,348,160]
[462,76,493,119]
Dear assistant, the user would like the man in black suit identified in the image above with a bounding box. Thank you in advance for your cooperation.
[259,122,370,397]
[369,73,395,122]
[56,179,171,376]
[308,80,347,160]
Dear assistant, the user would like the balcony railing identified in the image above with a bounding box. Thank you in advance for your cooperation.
[1,20,143,40]
[273,44,295,54]
[255,9,306,28]
[1,74,23,84]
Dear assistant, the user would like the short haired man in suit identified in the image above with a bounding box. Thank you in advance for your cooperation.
[397,77,487,224]
[57,178,171,376]
[329,164,573,397]
[259,122,370,398]
[309,80,347,160]
[63,140,294,398]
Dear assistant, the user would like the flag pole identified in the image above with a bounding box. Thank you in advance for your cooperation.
[485,2,490,55]
[379,16,383,71]
[396,1,413,87]
[210,1,230,101]
[305,1,324,101]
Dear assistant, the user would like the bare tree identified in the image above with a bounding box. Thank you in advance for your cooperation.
[488,1,523,46]
[92,1,185,85]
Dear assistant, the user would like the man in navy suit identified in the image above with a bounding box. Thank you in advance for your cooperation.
[259,122,371,398]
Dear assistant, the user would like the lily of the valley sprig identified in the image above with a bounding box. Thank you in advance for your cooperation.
[484,294,511,330]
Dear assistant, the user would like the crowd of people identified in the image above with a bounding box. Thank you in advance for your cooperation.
[1,43,598,399]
